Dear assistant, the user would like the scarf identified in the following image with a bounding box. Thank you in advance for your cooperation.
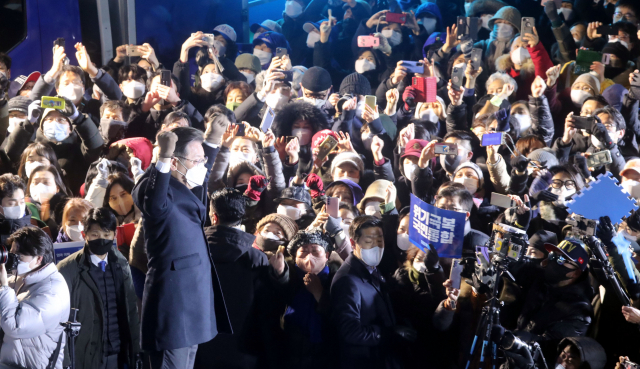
[486,29,514,73]
[283,265,330,343]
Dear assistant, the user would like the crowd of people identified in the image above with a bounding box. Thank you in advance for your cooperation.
[0,0,640,368]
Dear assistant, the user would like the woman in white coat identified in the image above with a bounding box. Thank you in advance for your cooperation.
[0,227,70,369]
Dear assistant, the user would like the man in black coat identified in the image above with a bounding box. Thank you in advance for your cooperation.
[132,126,230,369]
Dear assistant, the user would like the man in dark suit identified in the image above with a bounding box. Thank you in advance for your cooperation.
[330,215,416,369]
[132,125,231,369]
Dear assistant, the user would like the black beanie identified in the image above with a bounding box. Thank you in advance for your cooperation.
[287,229,333,256]
[529,230,558,256]
[8,96,32,114]
[339,72,371,96]
[602,42,631,65]
[300,66,332,92]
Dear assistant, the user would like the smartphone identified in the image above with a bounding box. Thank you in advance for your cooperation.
[623,360,640,369]
[456,17,468,40]
[457,17,478,40]
[316,135,339,162]
[434,143,458,155]
[521,17,535,36]
[450,259,464,289]
[451,66,465,90]
[587,149,612,168]
[261,107,275,132]
[412,77,427,103]
[401,60,424,75]
[126,45,143,57]
[276,70,294,83]
[192,33,214,44]
[385,12,407,24]
[602,53,611,65]
[364,95,376,110]
[490,192,515,208]
[481,132,504,146]
[53,37,65,48]
[326,197,340,218]
[275,47,288,58]
[632,73,640,88]
[425,77,437,103]
[160,70,171,87]
[571,115,595,130]
[286,136,296,144]
[575,49,603,75]
[469,48,482,71]
[357,35,380,47]
[596,24,619,36]
[236,123,246,137]
[41,96,66,110]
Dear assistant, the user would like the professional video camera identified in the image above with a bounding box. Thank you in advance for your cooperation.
[491,325,548,369]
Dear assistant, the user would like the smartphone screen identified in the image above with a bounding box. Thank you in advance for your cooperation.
[481,132,503,146]
[451,66,464,90]
[450,259,463,289]
[365,95,376,110]
[425,77,437,103]
[490,193,515,208]
[326,197,340,217]
[434,143,457,155]
[236,123,246,137]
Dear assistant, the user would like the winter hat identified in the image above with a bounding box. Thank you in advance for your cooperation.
[401,139,429,158]
[488,6,521,32]
[8,71,40,98]
[415,95,448,120]
[545,237,589,271]
[325,179,364,206]
[331,152,365,177]
[235,53,262,75]
[250,19,282,34]
[287,229,333,256]
[110,137,154,170]
[466,0,507,17]
[528,230,558,256]
[339,72,371,96]
[423,32,445,59]
[558,338,606,369]
[291,66,307,92]
[253,31,292,56]
[398,0,420,11]
[621,159,640,178]
[344,1,372,21]
[213,24,237,43]
[454,162,484,187]
[300,66,332,92]
[527,148,559,168]
[227,161,264,187]
[572,73,600,94]
[275,186,312,208]
[40,108,71,126]
[415,3,443,25]
[8,96,32,114]
[601,83,628,111]
[311,129,339,152]
[602,42,631,66]
[257,213,299,241]
[358,179,396,213]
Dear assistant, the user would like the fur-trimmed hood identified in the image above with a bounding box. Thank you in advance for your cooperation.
[495,53,535,80]
[466,0,508,17]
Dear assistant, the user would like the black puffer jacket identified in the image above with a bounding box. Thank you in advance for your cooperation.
[525,94,555,147]
[0,213,33,246]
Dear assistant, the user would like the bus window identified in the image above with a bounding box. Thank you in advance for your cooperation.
[0,0,27,53]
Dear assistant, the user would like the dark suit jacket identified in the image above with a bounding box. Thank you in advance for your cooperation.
[330,253,400,369]
[132,142,231,351]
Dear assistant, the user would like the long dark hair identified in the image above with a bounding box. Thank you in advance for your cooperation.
[26,165,71,198]
[17,143,63,183]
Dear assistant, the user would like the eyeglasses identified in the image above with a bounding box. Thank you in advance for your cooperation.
[550,179,576,190]
[175,156,208,166]
[614,12,636,21]
[438,205,464,212]
[548,252,577,268]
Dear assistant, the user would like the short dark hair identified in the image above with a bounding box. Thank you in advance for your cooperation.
[444,130,475,152]
[549,164,586,191]
[118,64,147,84]
[616,0,639,15]
[514,135,546,158]
[204,104,236,124]
[0,53,11,70]
[615,21,639,43]
[172,127,204,158]
[349,215,383,241]
[147,70,181,92]
[83,207,118,233]
[9,227,54,265]
[18,143,61,183]
[164,111,191,127]
[103,172,134,212]
[583,95,609,108]
[0,174,25,201]
[595,106,626,131]
[210,188,245,226]
[99,100,126,119]
[224,81,253,102]
[435,186,474,212]
[55,65,86,89]
[339,201,359,217]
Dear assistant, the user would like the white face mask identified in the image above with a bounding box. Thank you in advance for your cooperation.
[284,0,304,18]
[58,83,84,103]
[42,120,70,142]
[454,177,479,194]
[404,162,418,181]
[558,8,574,20]
[277,204,302,220]
[420,18,437,34]
[8,117,22,133]
[241,71,255,84]
[200,73,225,92]
[355,59,376,74]
[571,90,592,107]
[481,14,493,30]
[122,80,145,99]
[30,183,56,203]
[25,161,44,179]
[355,99,366,118]
[360,245,384,267]
[16,260,34,276]
[381,29,402,46]
[511,47,531,65]
[3,204,25,220]
[413,259,426,273]
[623,180,640,199]
[494,23,514,40]
[549,186,575,206]
[265,92,289,110]
[306,32,321,48]
[397,232,411,251]
[67,224,84,242]
[590,134,607,149]
[339,176,360,184]
[261,231,281,240]
[418,108,439,122]
[514,113,531,133]
[253,48,272,66]
[340,222,351,235]
[229,151,254,166]
[364,201,382,218]
[177,160,208,187]
[292,128,313,146]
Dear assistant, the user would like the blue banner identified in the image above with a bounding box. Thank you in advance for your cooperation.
[53,241,84,264]
[408,194,466,258]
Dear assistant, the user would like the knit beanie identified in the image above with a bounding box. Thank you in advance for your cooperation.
[488,6,521,32]
[572,72,600,94]
[528,230,558,256]
[8,96,32,114]
[235,53,262,75]
[454,162,484,187]
[331,152,365,177]
[301,66,332,92]
[311,129,339,152]
[527,148,559,168]
[287,229,333,256]
[466,0,507,17]
[344,0,372,21]
[339,72,372,96]
[257,213,299,241]
[602,42,631,66]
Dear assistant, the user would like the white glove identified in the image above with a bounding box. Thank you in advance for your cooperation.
[28,100,42,124]
[373,32,392,55]
[94,158,111,187]
[130,157,145,179]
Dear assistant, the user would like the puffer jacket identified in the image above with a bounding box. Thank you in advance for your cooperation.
[0,263,71,369]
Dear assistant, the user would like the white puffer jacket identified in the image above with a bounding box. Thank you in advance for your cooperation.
[0,263,71,369]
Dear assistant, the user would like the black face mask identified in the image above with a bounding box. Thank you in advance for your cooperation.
[235,184,248,194]
[543,260,573,284]
[255,235,284,252]
[604,66,626,80]
[87,239,114,256]
[524,256,544,268]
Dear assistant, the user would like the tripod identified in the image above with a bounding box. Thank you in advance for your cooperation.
[61,308,81,369]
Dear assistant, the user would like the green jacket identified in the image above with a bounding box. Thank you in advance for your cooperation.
[57,245,141,368]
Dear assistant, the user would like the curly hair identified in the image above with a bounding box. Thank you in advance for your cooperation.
[272,101,329,138]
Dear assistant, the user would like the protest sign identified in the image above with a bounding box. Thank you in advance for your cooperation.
[53,241,84,264]
[408,194,466,258]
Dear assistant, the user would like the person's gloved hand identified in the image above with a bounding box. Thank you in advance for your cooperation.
[544,0,561,25]
[574,154,592,179]
[510,155,529,174]
[245,175,268,201]
[531,189,559,203]
[425,245,440,270]
[494,108,510,132]
[58,96,79,122]
[296,146,313,178]
[130,157,144,179]
[591,120,615,149]
[94,158,111,187]
[28,100,42,124]
[597,215,616,245]
[204,113,229,145]
[402,86,417,111]
[372,32,392,54]
[306,173,324,198]
[324,215,342,237]
[156,130,178,159]
[392,326,417,343]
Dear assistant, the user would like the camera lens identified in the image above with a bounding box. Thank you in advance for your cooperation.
[0,244,8,264]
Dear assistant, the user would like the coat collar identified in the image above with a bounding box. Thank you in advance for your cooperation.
[23,263,58,286]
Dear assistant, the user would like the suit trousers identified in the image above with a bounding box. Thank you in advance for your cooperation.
[149,345,198,369]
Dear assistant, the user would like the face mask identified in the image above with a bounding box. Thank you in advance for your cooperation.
[514,113,531,133]
[256,235,284,251]
[361,130,373,150]
[110,193,134,216]
[285,0,304,18]
[364,201,381,218]
[464,2,472,13]
[571,90,592,107]
[261,231,281,241]
[122,81,145,99]
[355,59,376,74]
[229,151,254,166]
[558,8,574,20]
[511,47,531,65]
[419,108,439,122]
[549,186,574,206]
[3,204,25,220]
[524,256,544,268]
[212,40,226,57]
[620,229,637,242]
[296,252,327,274]
[42,120,70,142]
[306,32,321,48]
[277,204,302,220]
[87,238,114,256]
[440,152,465,174]
[265,92,288,110]
[100,118,126,143]
[16,260,33,276]
[30,183,56,203]
[454,177,479,194]
[381,29,402,47]
[404,162,418,181]
[355,99,366,118]
[200,73,225,92]
[543,260,573,284]
[481,14,493,30]
[8,117,22,133]
[292,128,313,146]
[494,23,514,40]
[253,48,272,66]
[67,224,84,242]
[177,160,208,187]
[420,18,437,34]
[413,259,426,273]
[397,232,411,251]
[302,96,327,110]
[340,222,351,235]
[58,83,84,103]
[226,102,242,111]
[25,161,44,179]
[623,180,640,199]
[241,72,255,84]
[359,246,384,267]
